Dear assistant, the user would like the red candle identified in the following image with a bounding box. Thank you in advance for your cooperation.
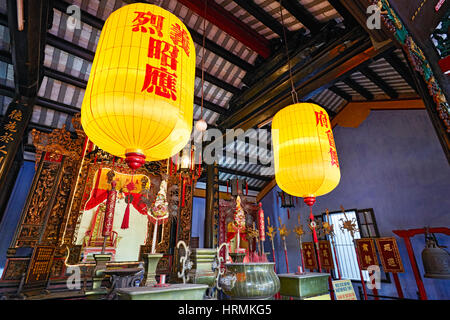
[182,178,186,207]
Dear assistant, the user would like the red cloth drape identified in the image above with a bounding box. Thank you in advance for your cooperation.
[85,190,148,216]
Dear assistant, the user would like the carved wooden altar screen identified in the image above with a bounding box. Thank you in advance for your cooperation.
[0,115,195,286]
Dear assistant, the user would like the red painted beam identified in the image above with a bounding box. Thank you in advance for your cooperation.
[177,0,272,58]
[393,227,450,238]
[438,56,450,75]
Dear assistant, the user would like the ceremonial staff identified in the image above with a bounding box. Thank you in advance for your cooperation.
[278,217,291,273]
[324,209,341,279]
[293,214,305,273]
[339,205,368,300]
[266,217,278,273]
[308,210,322,272]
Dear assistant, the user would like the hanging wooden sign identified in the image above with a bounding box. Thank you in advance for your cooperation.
[375,237,404,273]
[355,238,378,270]
[302,242,318,270]
[318,240,334,270]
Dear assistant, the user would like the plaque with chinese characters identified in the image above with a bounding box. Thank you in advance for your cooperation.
[302,242,318,270]
[355,238,378,270]
[375,237,404,273]
[318,240,334,270]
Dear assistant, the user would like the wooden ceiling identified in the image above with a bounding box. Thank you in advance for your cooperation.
[0,0,421,196]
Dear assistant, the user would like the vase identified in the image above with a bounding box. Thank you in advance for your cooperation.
[141,253,163,286]
[188,248,217,287]
[220,262,280,300]
[229,252,246,263]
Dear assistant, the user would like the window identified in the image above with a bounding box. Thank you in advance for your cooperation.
[324,209,369,281]
[321,208,390,283]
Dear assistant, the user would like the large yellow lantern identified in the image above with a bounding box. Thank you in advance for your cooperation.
[272,103,340,207]
[81,3,195,169]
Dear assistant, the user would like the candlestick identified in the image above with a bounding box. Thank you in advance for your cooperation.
[151,220,158,254]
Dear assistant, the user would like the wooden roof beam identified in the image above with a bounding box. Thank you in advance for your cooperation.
[342,77,374,100]
[177,0,272,58]
[233,0,287,38]
[384,53,418,92]
[53,0,254,72]
[274,0,324,34]
[360,66,399,99]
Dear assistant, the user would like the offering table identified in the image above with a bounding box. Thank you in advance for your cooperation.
[116,283,209,300]
[278,272,331,300]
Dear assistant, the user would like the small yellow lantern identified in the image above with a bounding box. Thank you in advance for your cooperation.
[81,3,195,169]
[271,103,340,206]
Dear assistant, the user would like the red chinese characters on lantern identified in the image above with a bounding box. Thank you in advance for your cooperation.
[148,37,179,72]
[326,130,336,149]
[329,148,339,168]
[170,23,190,57]
[132,11,165,37]
[141,65,177,101]
[315,110,328,128]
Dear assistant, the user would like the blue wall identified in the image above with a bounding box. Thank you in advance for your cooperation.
[261,109,450,300]
[0,161,35,278]
[192,197,206,248]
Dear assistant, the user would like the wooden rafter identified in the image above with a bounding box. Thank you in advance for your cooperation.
[274,0,323,34]
[177,0,272,58]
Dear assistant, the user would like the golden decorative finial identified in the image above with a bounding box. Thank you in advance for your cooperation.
[339,205,359,238]
[293,214,304,239]
[246,222,259,240]
[266,216,277,240]
[278,216,291,240]
[321,208,334,236]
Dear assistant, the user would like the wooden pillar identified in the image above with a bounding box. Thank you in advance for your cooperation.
[399,236,428,300]
[204,163,218,248]
[0,97,34,223]
[392,273,404,299]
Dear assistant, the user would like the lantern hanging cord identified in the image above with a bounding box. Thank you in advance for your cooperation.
[200,0,208,120]
[279,1,299,104]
